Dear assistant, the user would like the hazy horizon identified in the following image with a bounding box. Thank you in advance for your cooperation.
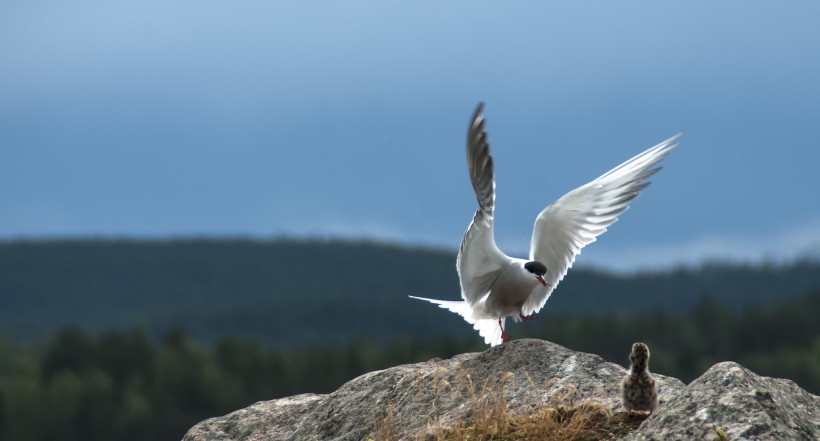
[2,230,818,273]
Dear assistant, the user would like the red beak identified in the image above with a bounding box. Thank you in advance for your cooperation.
[536,275,548,287]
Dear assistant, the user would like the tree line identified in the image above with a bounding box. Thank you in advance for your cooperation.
[0,290,817,441]
[2,239,820,346]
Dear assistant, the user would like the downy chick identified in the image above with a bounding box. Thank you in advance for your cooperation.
[621,342,658,413]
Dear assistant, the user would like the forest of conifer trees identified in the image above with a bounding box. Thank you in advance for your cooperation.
[1,290,817,441]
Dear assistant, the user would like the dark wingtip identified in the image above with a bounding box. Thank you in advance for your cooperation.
[467,102,486,142]
[468,102,487,146]
[471,102,485,122]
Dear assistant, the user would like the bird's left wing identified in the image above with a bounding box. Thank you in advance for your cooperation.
[457,103,508,304]
[522,134,680,316]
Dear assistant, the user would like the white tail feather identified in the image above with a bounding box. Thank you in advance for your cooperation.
[409,296,505,346]
[408,296,476,324]
[474,318,504,346]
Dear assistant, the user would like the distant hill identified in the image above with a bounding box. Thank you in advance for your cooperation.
[1,238,819,346]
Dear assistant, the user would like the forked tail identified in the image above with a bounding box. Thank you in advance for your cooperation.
[408,296,506,346]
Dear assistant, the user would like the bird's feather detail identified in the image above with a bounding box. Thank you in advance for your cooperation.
[523,134,680,316]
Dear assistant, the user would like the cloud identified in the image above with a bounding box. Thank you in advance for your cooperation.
[575,218,820,272]
[278,217,455,250]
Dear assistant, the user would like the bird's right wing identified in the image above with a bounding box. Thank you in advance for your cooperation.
[456,103,508,304]
[522,134,680,316]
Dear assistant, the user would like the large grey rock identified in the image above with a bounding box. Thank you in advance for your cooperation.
[183,339,685,440]
[184,394,323,441]
[183,339,819,440]
[625,362,820,441]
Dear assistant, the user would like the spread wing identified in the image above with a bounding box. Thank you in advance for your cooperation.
[456,103,508,304]
[522,134,680,316]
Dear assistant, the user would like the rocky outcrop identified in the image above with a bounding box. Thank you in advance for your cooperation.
[624,362,819,440]
[183,339,819,441]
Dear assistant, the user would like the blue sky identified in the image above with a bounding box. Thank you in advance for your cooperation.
[2,1,819,270]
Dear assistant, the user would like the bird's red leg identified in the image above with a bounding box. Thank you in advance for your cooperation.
[498,318,510,341]
[519,312,537,321]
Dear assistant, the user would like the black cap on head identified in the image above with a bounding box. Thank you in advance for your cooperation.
[524,261,547,276]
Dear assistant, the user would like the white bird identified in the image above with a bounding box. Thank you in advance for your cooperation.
[410,103,679,346]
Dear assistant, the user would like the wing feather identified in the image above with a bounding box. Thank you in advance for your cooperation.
[523,134,680,315]
[457,103,508,304]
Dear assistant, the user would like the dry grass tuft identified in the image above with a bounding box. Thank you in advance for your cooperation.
[439,385,623,441]
[369,370,649,441]
[371,400,397,441]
